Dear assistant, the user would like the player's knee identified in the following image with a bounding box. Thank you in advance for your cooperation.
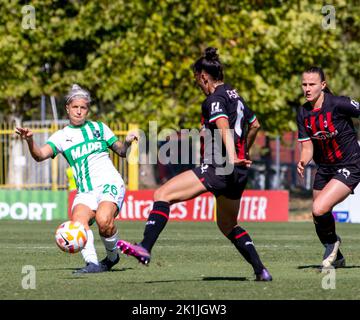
[312,202,330,216]
[98,224,115,237]
[72,215,89,228]
[216,220,235,236]
[97,218,114,237]
[154,187,170,202]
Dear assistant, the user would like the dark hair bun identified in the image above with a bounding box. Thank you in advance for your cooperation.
[204,47,219,61]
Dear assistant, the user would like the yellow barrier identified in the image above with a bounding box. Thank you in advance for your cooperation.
[0,121,139,191]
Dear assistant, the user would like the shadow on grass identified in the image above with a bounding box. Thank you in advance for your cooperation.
[144,279,194,284]
[202,276,248,281]
[143,277,249,284]
[297,265,360,269]
[61,267,135,279]
[297,265,321,269]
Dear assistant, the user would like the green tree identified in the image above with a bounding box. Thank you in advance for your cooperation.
[0,0,359,135]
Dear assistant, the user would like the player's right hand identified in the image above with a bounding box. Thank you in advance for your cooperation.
[15,127,33,141]
[297,160,305,178]
[233,158,252,168]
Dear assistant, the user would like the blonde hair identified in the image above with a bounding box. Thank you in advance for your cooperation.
[65,84,91,105]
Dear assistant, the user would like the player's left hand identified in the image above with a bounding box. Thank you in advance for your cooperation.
[125,131,138,143]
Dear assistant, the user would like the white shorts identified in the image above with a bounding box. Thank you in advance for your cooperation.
[72,181,126,213]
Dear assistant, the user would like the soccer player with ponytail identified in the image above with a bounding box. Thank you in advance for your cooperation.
[297,67,360,268]
[118,47,272,281]
[16,84,138,273]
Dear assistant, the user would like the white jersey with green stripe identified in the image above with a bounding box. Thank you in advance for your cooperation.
[47,120,123,193]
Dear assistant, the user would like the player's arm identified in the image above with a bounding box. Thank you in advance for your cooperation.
[246,118,261,152]
[215,118,252,167]
[110,131,138,158]
[297,140,313,178]
[15,127,54,162]
[296,107,313,178]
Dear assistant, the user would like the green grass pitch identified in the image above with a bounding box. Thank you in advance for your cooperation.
[0,220,360,300]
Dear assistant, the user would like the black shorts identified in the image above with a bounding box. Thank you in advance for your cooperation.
[192,164,248,200]
[313,162,360,192]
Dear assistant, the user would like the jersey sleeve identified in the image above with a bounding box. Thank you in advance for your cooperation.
[46,130,63,158]
[204,95,228,123]
[296,108,310,142]
[100,122,118,147]
[240,97,257,125]
[335,96,360,118]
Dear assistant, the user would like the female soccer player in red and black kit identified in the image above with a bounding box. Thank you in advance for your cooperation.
[297,66,360,268]
[118,47,272,281]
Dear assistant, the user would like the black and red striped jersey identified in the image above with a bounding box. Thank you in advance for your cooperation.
[200,83,257,165]
[297,92,360,165]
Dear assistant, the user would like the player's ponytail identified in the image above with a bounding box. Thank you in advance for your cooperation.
[192,47,224,81]
[304,66,333,95]
[323,86,333,95]
[204,47,219,61]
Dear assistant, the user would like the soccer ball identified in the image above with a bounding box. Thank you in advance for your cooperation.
[55,221,88,253]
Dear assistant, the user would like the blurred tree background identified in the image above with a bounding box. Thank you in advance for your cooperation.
[0,0,359,134]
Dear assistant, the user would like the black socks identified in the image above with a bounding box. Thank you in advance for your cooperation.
[141,201,170,252]
[227,226,265,275]
[313,212,338,244]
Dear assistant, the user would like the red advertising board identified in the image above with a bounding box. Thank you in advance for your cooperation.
[68,190,288,222]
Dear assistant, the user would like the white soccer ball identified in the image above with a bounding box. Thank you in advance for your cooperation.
[55,221,88,253]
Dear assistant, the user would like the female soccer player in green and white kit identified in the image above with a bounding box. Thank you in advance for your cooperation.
[15,84,138,273]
